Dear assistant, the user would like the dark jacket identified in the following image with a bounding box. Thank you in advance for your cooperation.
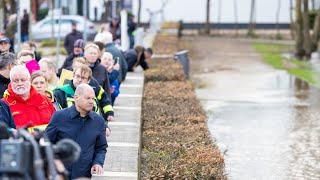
[105,43,128,82]
[89,60,111,99]
[54,79,113,119]
[125,48,149,71]
[21,13,29,35]
[57,52,83,77]
[0,74,10,99]
[64,31,83,55]
[45,105,107,179]
[0,99,16,129]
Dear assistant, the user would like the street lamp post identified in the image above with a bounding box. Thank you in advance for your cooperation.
[83,0,88,42]
[56,0,62,65]
[17,0,21,52]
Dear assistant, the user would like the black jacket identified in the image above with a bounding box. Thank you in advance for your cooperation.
[90,61,111,99]
[64,31,83,55]
[21,13,29,35]
[46,105,107,179]
[0,99,16,129]
[125,49,149,71]
[0,74,10,99]
[57,52,83,77]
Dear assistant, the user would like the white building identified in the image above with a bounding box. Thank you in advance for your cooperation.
[131,0,292,24]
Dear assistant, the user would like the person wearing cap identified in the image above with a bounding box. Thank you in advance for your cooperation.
[58,39,85,77]
[64,22,83,55]
[0,37,12,54]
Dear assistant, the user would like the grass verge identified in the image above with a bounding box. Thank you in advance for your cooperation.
[253,42,320,87]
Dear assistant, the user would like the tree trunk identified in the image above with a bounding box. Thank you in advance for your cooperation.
[303,0,312,58]
[295,0,304,58]
[248,0,256,37]
[290,0,295,39]
[29,0,33,41]
[137,0,141,26]
[9,0,16,14]
[205,0,211,35]
[311,9,320,52]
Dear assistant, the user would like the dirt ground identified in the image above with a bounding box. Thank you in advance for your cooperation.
[179,36,276,90]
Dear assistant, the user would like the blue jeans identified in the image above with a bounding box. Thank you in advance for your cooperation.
[21,34,29,42]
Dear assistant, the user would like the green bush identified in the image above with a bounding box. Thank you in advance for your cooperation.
[37,8,49,21]
[41,40,64,47]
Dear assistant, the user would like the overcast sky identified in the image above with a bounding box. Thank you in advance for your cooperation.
[133,0,292,23]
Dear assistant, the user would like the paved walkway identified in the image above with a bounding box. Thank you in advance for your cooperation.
[92,68,144,180]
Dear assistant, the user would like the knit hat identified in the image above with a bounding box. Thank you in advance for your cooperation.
[25,59,40,75]
[74,39,85,49]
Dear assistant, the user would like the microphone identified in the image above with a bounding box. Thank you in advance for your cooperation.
[0,122,9,140]
[53,139,81,165]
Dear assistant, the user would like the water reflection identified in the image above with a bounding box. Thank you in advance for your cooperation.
[201,76,320,179]
[287,78,320,179]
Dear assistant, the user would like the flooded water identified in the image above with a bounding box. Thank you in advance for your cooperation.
[190,37,320,180]
[197,72,320,179]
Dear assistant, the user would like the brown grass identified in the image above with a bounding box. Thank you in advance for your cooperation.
[141,30,226,179]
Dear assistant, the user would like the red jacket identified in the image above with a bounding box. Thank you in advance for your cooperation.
[2,84,55,129]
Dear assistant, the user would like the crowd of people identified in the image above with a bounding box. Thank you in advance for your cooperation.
[0,14,153,179]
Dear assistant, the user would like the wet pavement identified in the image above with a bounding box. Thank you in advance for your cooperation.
[187,37,320,179]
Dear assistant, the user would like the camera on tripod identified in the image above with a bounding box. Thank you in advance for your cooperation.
[0,122,81,180]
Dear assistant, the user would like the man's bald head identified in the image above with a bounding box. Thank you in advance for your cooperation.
[74,84,95,114]
[75,84,94,97]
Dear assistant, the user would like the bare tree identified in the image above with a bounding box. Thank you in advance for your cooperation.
[137,0,141,26]
[295,0,304,58]
[290,0,295,39]
[205,0,211,35]
[311,9,320,51]
[248,0,256,37]
[302,0,312,58]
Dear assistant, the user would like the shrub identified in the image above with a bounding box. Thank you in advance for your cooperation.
[141,81,226,179]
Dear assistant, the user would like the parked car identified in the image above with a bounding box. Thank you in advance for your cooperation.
[31,15,96,41]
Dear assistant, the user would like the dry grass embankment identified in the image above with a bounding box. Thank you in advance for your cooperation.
[141,30,226,179]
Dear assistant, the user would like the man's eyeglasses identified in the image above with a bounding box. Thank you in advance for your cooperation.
[74,74,89,81]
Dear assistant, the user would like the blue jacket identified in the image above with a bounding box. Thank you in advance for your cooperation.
[0,99,15,129]
[45,105,107,179]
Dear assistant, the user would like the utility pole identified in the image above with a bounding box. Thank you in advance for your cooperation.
[56,0,62,65]
[83,0,88,42]
[17,0,21,52]
[50,0,55,40]
[112,0,116,18]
